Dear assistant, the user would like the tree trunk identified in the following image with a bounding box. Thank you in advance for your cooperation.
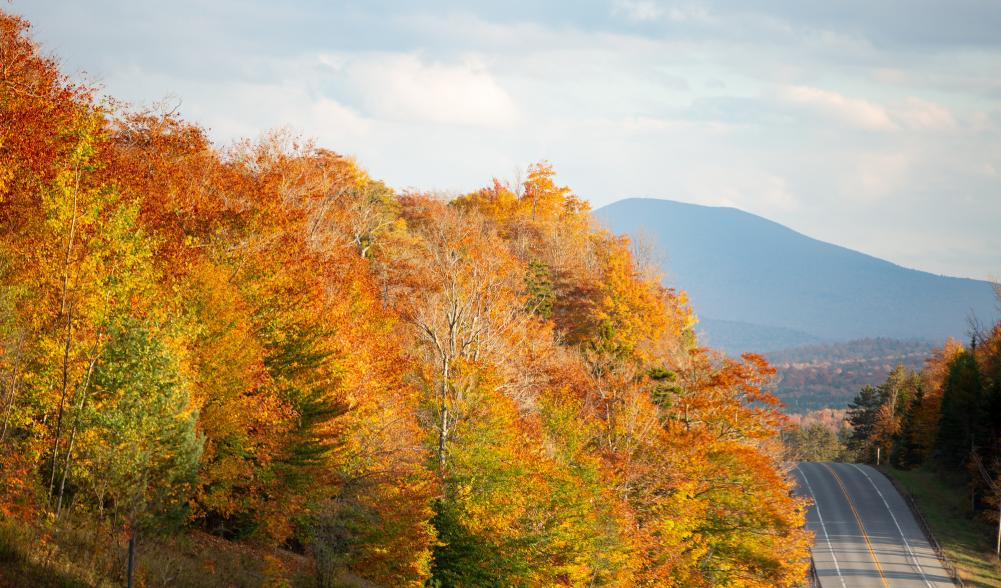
[437,361,450,470]
[438,403,448,470]
[55,352,99,517]
[0,348,24,444]
[126,529,136,588]
[48,306,74,505]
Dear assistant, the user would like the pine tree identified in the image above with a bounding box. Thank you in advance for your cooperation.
[893,384,926,469]
[846,385,883,462]
[937,350,982,466]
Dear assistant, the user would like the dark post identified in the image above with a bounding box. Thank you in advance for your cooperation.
[127,530,136,588]
[988,506,996,560]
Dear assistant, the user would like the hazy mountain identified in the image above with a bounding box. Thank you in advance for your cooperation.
[596,198,997,353]
[695,318,821,354]
[766,338,936,412]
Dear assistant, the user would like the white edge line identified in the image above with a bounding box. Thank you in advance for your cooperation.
[796,463,847,588]
[850,463,934,588]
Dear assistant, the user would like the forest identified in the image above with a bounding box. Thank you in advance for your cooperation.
[842,319,1001,484]
[0,12,811,587]
[769,338,935,413]
[782,305,1001,533]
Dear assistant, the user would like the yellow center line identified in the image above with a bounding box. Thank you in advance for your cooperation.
[822,462,890,588]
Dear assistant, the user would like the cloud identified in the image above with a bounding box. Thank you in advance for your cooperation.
[696,169,799,212]
[309,97,372,138]
[612,0,665,22]
[897,97,956,131]
[781,85,896,131]
[10,0,1001,279]
[780,86,959,132]
[855,152,912,198]
[612,0,711,24]
[620,115,735,134]
[335,53,518,127]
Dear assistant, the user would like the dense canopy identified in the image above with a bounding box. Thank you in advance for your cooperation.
[0,12,809,586]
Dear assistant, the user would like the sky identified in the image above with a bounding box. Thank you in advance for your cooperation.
[11,1,1001,280]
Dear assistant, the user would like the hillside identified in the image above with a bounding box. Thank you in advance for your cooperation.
[596,198,997,351]
[696,318,821,354]
[0,13,811,587]
[767,338,936,412]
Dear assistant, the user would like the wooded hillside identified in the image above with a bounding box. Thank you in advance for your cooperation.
[0,13,809,586]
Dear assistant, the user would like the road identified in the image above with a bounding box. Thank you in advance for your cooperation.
[793,462,956,587]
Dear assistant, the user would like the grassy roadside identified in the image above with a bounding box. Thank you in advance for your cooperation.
[0,515,314,588]
[881,465,1001,588]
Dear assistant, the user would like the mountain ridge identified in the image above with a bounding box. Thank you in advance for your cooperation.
[595,197,996,351]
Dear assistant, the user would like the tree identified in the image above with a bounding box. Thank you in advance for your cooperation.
[894,383,927,469]
[69,317,202,531]
[392,197,528,470]
[846,385,884,462]
[0,15,814,586]
[784,423,844,462]
[524,259,555,318]
[937,350,982,466]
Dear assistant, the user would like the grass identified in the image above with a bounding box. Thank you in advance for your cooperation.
[882,464,1001,588]
[0,514,316,588]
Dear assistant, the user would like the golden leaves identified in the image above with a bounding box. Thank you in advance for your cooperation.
[0,10,811,584]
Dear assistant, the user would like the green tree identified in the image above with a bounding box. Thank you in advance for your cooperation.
[71,316,202,531]
[893,384,927,469]
[937,350,982,466]
[784,424,843,462]
[524,259,554,318]
[845,385,883,461]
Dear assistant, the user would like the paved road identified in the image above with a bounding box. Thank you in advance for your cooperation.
[793,462,956,587]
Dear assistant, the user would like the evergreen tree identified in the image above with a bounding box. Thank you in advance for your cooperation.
[76,317,203,530]
[845,385,883,462]
[524,259,554,319]
[937,350,982,466]
[893,384,926,469]
[784,424,843,462]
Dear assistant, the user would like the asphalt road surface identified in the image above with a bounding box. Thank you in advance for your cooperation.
[794,462,956,587]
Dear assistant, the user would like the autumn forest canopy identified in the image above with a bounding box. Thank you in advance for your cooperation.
[0,13,813,586]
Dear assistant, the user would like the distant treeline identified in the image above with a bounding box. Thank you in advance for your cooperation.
[770,338,936,365]
[818,300,1001,534]
[783,316,1001,480]
[770,338,936,412]
[844,316,1001,476]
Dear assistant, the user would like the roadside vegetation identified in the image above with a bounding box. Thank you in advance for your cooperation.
[0,515,313,588]
[833,285,1001,588]
[782,281,1001,588]
[781,422,846,462]
[882,465,1001,588]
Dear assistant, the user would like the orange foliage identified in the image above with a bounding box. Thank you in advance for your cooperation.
[0,11,811,586]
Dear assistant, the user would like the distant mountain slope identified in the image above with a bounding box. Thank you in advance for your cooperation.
[696,318,821,354]
[596,198,996,348]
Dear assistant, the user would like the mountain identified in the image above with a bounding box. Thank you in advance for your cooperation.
[696,318,821,354]
[595,198,997,354]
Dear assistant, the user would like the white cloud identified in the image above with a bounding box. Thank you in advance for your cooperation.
[620,115,735,134]
[781,85,896,131]
[612,0,713,24]
[665,3,712,24]
[672,166,799,213]
[336,53,518,127]
[13,0,1001,279]
[612,0,664,22]
[897,97,956,131]
[310,97,372,138]
[780,86,958,133]
[855,152,912,198]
